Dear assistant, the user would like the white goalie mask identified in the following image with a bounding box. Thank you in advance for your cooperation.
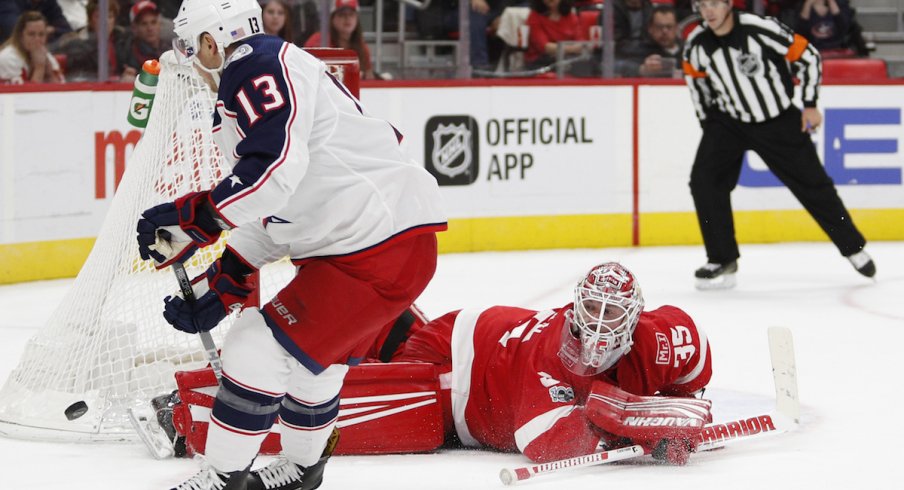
[172,0,262,65]
[558,262,644,376]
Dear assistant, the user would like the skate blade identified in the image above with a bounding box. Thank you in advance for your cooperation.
[128,406,176,459]
[695,273,737,290]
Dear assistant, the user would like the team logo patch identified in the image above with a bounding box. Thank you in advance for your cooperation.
[549,386,575,403]
[736,53,762,77]
[225,44,253,68]
[655,332,670,365]
[424,115,479,186]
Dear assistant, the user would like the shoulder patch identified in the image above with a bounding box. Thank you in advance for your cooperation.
[548,385,575,403]
[655,331,671,365]
[225,44,254,68]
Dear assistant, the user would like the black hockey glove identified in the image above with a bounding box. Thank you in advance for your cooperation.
[163,250,254,334]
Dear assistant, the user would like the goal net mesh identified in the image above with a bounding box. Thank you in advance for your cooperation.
[0,49,360,441]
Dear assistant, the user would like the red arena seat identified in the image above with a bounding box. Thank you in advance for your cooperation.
[822,58,888,82]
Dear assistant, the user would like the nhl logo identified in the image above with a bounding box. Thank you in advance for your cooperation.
[424,115,479,186]
[736,53,762,77]
[431,123,472,178]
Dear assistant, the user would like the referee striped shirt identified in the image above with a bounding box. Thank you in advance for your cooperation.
[682,11,821,124]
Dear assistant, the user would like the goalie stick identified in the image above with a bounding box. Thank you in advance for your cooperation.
[129,261,224,459]
[499,326,800,485]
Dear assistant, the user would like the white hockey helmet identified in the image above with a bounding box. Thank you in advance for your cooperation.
[558,262,645,376]
[172,0,262,63]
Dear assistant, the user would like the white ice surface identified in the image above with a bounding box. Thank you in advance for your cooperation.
[1,242,901,489]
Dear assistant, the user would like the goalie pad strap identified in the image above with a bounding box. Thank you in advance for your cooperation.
[378,309,418,363]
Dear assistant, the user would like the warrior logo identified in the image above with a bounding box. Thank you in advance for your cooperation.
[424,115,479,186]
[736,53,762,77]
[549,385,575,403]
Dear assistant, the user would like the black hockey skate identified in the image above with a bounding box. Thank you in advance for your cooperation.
[694,261,738,290]
[169,465,250,490]
[246,428,340,490]
[846,250,876,278]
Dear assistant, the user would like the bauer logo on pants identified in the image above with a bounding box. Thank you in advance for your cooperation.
[424,115,479,186]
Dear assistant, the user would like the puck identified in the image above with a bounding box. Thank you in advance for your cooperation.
[64,401,88,421]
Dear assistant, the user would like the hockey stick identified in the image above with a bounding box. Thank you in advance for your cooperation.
[128,261,224,459]
[171,261,224,380]
[697,326,799,451]
[499,445,645,485]
[498,326,800,485]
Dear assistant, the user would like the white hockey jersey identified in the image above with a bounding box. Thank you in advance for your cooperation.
[209,35,446,266]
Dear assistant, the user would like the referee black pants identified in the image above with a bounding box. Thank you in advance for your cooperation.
[689,107,866,264]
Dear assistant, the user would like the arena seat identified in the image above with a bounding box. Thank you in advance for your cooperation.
[822,58,888,82]
[579,9,601,35]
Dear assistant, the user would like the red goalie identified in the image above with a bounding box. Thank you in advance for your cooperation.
[162,262,713,465]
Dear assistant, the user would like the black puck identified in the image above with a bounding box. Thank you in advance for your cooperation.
[64,401,88,421]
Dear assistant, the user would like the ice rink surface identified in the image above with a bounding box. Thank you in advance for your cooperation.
[0,241,901,489]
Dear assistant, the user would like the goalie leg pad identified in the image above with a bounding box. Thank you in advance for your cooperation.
[172,362,446,457]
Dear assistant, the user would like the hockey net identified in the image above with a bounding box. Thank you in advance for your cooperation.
[0,49,360,442]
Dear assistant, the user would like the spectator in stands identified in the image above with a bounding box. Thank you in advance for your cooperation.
[618,5,682,77]
[55,0,127,81]
[471,0,522,71]
[0,10,65,83]
[304,0,376,80]
[613,0,652,59]
[114,0,177,45]
[525,0,587,69]
[119,0,166,82]
[261,0,295,43]
[57,0,88,31]
[796,0,860,58]
[0,0,72,45]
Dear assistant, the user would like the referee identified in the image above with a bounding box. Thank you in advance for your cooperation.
[682,0,875,289]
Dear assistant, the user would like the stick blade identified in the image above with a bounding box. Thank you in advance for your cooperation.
[768,326,800,424]
[127,406,175,460]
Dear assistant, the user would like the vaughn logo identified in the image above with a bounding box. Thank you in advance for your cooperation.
[424,115,479,186]
[623,416,703,427]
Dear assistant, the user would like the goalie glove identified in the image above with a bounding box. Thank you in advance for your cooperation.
[137,191,230,269]
[163,248,255,334]
[585,381,712,465]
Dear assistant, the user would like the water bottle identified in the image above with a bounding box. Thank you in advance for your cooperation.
[127,59,161,128]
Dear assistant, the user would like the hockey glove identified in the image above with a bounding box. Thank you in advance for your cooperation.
[585,381,712,466]
[137,191,229,269]
[651,437,697,466]
[163,250,255,334]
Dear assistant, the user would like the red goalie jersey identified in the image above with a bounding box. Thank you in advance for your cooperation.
[399,304,712,462]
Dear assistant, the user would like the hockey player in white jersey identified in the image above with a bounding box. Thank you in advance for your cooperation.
[134,1,447,488]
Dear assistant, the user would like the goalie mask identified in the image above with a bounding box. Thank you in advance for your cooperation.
[558,262,644,376]
[172,0,262,66]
